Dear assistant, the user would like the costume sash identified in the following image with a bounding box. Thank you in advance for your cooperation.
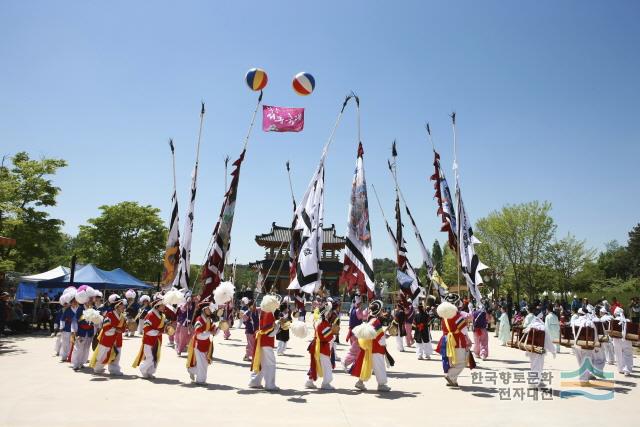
[357,337,374,381]
[445,319,458,365]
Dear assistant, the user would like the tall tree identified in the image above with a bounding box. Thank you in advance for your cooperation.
[474,201,556,302]
[75,201,166,281]
[432,239,443,273]
[548,233,595,300]
[627,223,640,277]
[0,152,68,272]
[475,220,509,298]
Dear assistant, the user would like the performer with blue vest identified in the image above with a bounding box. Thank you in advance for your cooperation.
[343,293,367,370]
[71,287,97,370]
[60,292,81,362]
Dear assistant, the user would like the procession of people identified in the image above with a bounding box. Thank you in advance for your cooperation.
[43,282,640,393]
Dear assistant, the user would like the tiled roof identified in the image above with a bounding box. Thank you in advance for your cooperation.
[0,236,16,247]
[255,222,345,247]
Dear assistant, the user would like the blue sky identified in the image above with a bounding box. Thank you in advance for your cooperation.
[1,1,639,266]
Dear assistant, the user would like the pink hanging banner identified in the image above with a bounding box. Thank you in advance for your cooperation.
[262,105,305,133]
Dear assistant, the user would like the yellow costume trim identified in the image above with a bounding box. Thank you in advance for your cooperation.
[251,323,274,373]
[445,319,458,365]
[357,337,374,381]
[313,325,323,378]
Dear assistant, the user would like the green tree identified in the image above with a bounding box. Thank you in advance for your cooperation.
[0,152,68,272]
[626,223,640,277]
[475,219,509,298]
[548,233,595,299]
[597,240,631,279]
[432,239,443,273]
[75,201,166,281]
[441,246,459,289]
[474,201,556,302]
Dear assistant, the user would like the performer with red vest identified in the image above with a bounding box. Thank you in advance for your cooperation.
[350,300,392,392]
[305,302,335,390]
[90,296,127,375]
[186,299,218,384]
[435,293,470,387]
[248,294,280,391]
[132,293,166,379]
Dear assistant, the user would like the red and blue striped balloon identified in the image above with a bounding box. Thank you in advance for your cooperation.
[292,72,315,96]
[245,68,268,91]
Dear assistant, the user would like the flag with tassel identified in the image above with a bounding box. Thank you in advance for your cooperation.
[161,139,181,289]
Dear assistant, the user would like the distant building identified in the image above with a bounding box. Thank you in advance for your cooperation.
[250,222,345,295]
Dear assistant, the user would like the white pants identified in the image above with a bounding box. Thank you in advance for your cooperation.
[249,346,276,389]
[59,332,72,361]
[527,352,545,385]
[311,354,333,387]
[139,344,158,378]
[416,342,433,358]
[137,320,144,335]
[54,333,62,355]
[395,335,404,352]
[93,344,122,375]
[187,349,209,384]
[613,338,634,374]
[602,341,615,364]
[71,336,92,369]
[573,347,594,381]
[371,353,388,386]
[446,348,467,383]
[276,340,287,355]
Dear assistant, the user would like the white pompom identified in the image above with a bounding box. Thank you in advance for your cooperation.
[163,288,186,306]
[260,295,280,313]
[82,308,104,325]
[437,301,458,320]
[214,281,235,305]
[353,322,377,340]
[125,289,136,299]
[291,320,308,339]
[75,290,90,305]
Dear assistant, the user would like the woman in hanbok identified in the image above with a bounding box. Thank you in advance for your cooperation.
[497,305,511,346]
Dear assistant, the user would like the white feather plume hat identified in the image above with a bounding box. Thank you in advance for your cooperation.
[108,294,119,304]
[214,281,235,305]
[437,301,458,320]
[125,289,136,299]
[260,294,280,313]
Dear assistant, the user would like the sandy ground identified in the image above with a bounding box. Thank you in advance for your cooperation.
[0,319,638,427]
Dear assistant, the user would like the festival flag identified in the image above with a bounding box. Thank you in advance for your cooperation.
[288,162,325,294]
[160,139,180,290]
[431,269,448,297]
[172,103,205,290]
[200,150,246,298]
[430,150,458,251]
[340,143,375,297]
[263,105,305,132]
[456,187,487,304]
[394,193,421,301]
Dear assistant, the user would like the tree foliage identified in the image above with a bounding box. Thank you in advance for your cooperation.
[0,152,68,272]
[75,201,166,281]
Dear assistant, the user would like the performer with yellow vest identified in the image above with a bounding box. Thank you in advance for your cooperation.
[435,293,470,387]
[248,294,280,391]
[132,293,166,379]
[305,301,335,390]
[186,299,218,385]
[349,300,391,392]
[90,296,127,375]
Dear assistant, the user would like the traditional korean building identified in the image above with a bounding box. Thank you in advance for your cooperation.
[250,222,346,295]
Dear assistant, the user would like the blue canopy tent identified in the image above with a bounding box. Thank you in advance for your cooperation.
[37,264,154,291]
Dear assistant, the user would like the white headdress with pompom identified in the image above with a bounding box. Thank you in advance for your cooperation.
[214,281,235,305]
[260,294,280,313]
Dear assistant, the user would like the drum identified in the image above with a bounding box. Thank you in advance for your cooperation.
[507,326,523,348]
[279,319,291,331]
[164,323,176,336]
[330,323,340,335]
[218,320,230,332]
[596,321,609,342]
[387,323,399,337]
[574,326,599,349]
[127,320,137,333]
[517,328,545,354]
[559,325,574,348]
[606,321,639,341]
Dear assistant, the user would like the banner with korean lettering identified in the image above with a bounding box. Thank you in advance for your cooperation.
[262,105,305,132]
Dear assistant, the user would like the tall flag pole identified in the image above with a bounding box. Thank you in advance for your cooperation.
[389,142,422,303]
[200,92,264,298]
[371,183,421,302]
[429,123,458,252]
[450,113,487,306]
[289,94,355,295]
[339,95,375,298]
[387,151,446,298]
[172,103,205,290]
[160,139,181,290]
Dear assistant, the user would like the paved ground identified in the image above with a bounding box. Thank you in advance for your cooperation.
[0,319,638,427]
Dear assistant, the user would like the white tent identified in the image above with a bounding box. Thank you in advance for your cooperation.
[21,266,70,282]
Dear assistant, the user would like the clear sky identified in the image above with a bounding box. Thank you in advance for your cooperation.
[1,1,639,267]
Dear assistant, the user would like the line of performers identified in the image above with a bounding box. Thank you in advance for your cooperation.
[52,284,637,392]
